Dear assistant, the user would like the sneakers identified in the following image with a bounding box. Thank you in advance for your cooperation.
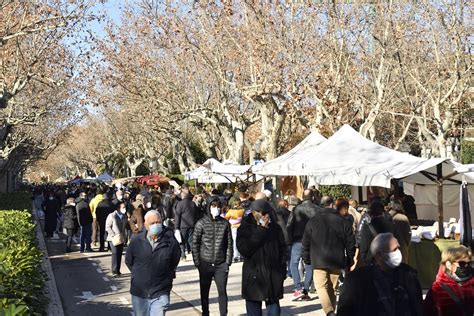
[292,289,311,301]
[292,290,305,301]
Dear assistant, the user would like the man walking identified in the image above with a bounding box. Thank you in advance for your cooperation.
[192,198,233,316]
[174,190,196,260]
[302,196,355,316]
[287,189,319,300]
[96,192,114,252]
[89,187,104,246]
[76,192,94,252]
[126,210,181,316]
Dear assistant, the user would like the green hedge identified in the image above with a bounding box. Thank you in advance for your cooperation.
[0,192,32,211]
[318,185,352,199]
[461,139,474,164]
[0,210,47,315]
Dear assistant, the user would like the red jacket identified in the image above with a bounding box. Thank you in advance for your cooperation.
[423,266,474,316]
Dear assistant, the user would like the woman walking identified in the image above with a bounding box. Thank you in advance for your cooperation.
[106,202,128,277]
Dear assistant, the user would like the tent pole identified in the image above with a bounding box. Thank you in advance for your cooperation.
[437,163,445,239]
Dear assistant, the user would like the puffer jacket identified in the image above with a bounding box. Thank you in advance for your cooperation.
[63,205,78,230]
[192,197,233,267]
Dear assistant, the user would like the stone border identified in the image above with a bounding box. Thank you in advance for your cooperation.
[35,218,65,316]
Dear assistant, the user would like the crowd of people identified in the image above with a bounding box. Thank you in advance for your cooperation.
[31,182,473,316]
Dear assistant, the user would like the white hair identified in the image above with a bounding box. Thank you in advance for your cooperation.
[370,232,395,256]
[144,210,162,222]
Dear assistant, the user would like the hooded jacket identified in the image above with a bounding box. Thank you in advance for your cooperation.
[89,194,104,219]
[237,199,287,302]
[423,266,474,316]
[192,197,233,267]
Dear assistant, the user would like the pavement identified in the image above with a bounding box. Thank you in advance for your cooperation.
[43,230,326,315]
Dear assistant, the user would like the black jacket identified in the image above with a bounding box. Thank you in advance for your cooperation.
[302,207,356,270]
[125,228,181,299]
[96,199,114,223]
[192,200,233,267]
[237,210,287,302]
[337,264,423,316]
[359,216,395,265]
[174,197,196,229]
[287,200,320,243]
[76,199,93,226]
[275,207,291,245]
[63,205,78,230]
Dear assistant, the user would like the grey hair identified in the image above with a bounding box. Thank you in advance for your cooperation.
[391,200,405,214]
[370,232,395,256]
[144,210,162,222]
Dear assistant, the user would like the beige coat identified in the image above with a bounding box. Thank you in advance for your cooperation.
[106,211,127,242]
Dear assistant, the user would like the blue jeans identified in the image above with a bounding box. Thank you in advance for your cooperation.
[80,224,92,251]
[290,242,313,291]
[132,294,169,316]
[246,300,280,316]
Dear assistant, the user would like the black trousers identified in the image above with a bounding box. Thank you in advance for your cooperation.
[98,218,108,250]
[109,242,124,274]
[180,227,194,257]
[198,262,229,316]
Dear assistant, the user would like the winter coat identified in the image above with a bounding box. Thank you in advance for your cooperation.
[389,210,412,264]
[76,199,93,226]
[63,205,78,230]
[423,266,474,316]
[43,198,60,233]
[359,215,396,265]
[237,202,287,302]
[125,228,181,299]
[192,200,233,267]
[287,200,320,243]
[106,211,127,242]
[162,193,174,220]
[95,199,114,223]
[174,197,196,229]
[338,264,423,316]
[275,207,291,245]
[302,207,356,270]
[129,206,145,234]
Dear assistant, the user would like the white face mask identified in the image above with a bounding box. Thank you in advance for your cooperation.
[49,197,54,200]
[70,202,76,206]
[120,208,127,214]
[384,249,402,268]
[210,207,220,217]
[146,202,152,209]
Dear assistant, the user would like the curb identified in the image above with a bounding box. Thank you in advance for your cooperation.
[34,218,65,316]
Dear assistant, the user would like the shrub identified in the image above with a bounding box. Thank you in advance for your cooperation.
[0,192,32,211]
[318,185,352,199]
[461,139,474,164]
[0,210,47,315]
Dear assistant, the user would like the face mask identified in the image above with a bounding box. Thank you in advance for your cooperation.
[149,223,163,236]
[454,264,472,281]
[384,249,402,268]
[146,202,152,209]
[120,208,127,214]
[210,207,220,218]
[117,196,123,201]
[70,202,76,206]
[49,197,54,200]
[258,218,266,226]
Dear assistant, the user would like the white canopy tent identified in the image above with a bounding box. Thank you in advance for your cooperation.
[201,158,252,176]
[252,130,327,176]
[185,159,256,184]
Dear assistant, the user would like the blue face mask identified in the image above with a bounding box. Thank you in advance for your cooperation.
[149,223,163,236]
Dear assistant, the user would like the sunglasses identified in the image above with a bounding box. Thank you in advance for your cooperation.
[456,261,474,268]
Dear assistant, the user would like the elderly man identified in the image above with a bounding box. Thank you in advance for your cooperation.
[337,233,423,316]
[126,210,181,316]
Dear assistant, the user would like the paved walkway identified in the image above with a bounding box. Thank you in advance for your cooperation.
[44,232,325,315]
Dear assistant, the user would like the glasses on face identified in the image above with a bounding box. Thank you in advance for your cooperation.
[456,260,474,268]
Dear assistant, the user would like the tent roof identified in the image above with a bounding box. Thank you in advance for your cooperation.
[252,130,327,176]
[255,124,457,188]
[201,158,251,175]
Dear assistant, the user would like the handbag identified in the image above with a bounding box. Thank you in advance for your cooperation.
[111,233,125,246]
